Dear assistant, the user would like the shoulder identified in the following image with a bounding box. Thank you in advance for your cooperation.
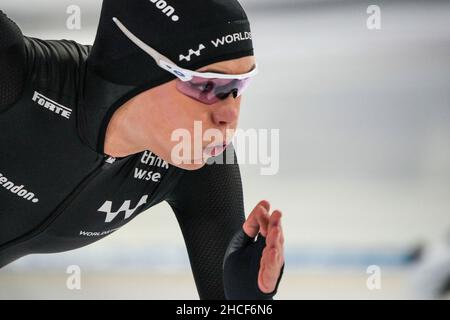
[0,10,23,48]
[0,10,26,107]
[24,37,91,94]
[0,10,92,107]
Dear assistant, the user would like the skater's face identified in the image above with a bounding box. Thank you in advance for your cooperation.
[127,55,256,170]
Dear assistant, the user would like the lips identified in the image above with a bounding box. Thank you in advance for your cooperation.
[204,143,228,157]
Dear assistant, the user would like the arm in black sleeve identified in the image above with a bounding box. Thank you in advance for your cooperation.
[166,147,284,300]
[166,148,246,300]
[0,10,26,108]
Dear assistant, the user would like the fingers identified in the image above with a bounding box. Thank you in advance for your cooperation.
[241,201,286,294]
[259,200,270,212]
[243,200,285,241]
[243,200,271,238]
[258,209,285,293]
[267,210,283,244]
[258,246,284,293]
[266,225,281,249]
[266,211,283,247]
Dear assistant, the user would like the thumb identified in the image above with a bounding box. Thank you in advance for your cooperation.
[243,200,270,238]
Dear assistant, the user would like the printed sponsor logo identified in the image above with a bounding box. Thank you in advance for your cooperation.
[98,195,148,223]
[211,32,252,48]
[0,172,39,203]
[79,228,121,237]
[134,151,169,182]
[179,44,206,62]
[32,91,72,119]
[149,0,179,22]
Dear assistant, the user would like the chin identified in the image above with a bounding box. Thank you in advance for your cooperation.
[178,162,208,171]
[167,158,208,171]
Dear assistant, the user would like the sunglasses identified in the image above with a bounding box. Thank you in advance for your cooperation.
[113,17,258,105]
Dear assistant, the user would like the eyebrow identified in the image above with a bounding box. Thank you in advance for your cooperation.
[201,63,256,74]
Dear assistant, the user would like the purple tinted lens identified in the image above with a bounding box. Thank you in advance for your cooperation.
[176,77,252,105]
[215,78,252,100]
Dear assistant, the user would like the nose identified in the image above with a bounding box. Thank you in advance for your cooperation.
[211,94,241,127]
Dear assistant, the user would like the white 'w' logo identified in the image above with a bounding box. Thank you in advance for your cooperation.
[179,44,206,62]
[98,195,148,223]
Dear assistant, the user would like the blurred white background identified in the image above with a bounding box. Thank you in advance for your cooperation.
[1,0,449,299]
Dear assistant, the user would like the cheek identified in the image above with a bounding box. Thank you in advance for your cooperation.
[150,87,209,156]
[141,82,228,168]
[158,95,199,138]
[162,89,210,133]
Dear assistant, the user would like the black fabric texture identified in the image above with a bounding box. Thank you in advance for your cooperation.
[223,229,285,300]
[166,148,246,299]
[0,10,25,109]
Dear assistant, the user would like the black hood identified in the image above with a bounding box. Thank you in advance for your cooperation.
[78,63,175,156]
[88,0,254,86]
[79,0,254,156]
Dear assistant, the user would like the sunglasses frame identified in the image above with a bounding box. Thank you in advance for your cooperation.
[112,17,258,83]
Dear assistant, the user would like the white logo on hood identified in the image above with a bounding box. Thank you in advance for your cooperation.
[211,32,252,48]
[179,44,206,62]
[149,0,179,22]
